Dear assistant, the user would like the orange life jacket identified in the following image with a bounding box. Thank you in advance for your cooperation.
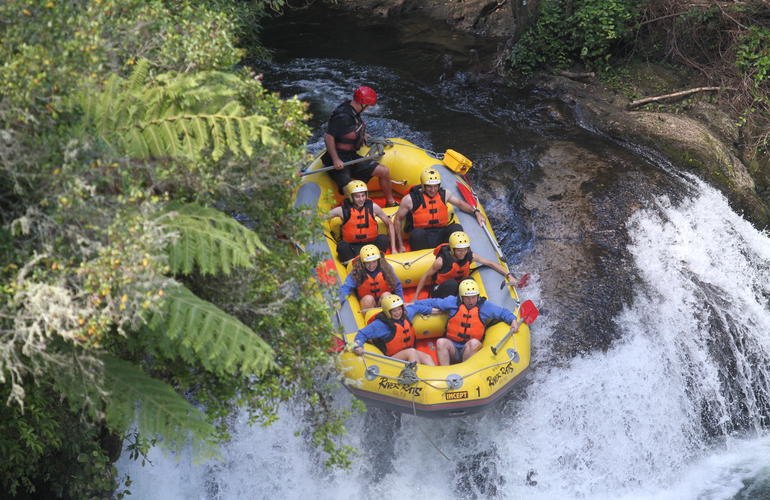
[446,297,487,343]
[409,186,449,229]
[341,199,379,243]
[433,244,473,285]
[355,268,391,299]
[371,313,414,356]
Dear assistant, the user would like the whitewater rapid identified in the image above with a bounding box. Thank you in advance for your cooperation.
[117,175,770,499]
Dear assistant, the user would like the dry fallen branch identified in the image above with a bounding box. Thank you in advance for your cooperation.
[627,86,733,109]
[558,70,596,80]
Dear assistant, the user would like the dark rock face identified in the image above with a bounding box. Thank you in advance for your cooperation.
[328,0,540,39]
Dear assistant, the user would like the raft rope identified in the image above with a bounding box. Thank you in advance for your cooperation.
[411,395,453,462]
[385,251,433,270]
[356,348,518,389]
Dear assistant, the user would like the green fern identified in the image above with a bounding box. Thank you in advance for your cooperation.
[148,285,276,377]
[162,202,267,275]
[73,67,278,162]
[102,355,218,458]
[127,59,150,91]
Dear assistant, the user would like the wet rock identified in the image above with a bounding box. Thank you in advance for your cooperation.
[361,407,402,482]
[521,140,686,356]
[454,445,505,498]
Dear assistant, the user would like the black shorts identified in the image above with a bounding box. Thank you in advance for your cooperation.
[321,151,378,191]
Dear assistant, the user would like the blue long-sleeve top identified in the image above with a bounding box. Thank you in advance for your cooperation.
[353,302,434,348]
[417,295,516,326]
[338,269,404,303]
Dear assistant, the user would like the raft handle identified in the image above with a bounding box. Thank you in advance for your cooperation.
[365,365,380,381]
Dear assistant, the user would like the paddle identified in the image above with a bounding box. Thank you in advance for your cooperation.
[455,180,529,289]
[300,153,381,177]
[490,299,539,358]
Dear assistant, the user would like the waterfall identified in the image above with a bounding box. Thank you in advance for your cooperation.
[118,174,770,499]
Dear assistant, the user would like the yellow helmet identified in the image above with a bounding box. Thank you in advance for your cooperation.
[380,294,404,318]
[344,180,368,202]
[458,279,480,297]
[420,167,441,186]
[359,244,381,263]
[449,231,471,249]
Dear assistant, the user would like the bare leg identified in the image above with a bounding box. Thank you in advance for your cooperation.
[462,339,482,361]
[360,294,376,310]
[436,338,456,366]
[416,350,436,366]
[393,348,421,363]
[373,164,395,204]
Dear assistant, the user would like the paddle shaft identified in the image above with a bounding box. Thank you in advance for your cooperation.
[360,349,414,366]
[456,180,519,286]
[491,318,522,356]
[300,154,381,177]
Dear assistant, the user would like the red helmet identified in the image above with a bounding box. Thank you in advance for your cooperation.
[353,86,377,106]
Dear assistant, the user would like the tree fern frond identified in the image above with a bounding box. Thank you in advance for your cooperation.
[147,285,276,377]
[102,355,218,459]
[224,117,240,156]
[209,116,226,161]
[143,123,167,157]
[127,59,151,91]
[72,70,281,162]
[162,202,267,275]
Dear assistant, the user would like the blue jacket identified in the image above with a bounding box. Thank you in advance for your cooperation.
[339,269,404,303]
[353,302,434,348]
[418,295,516,326]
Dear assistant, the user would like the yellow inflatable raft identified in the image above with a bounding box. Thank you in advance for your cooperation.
[295,138,531,417]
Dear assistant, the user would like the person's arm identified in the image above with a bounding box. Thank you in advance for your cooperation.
[473,254,516,285]
[373,204,397,254]
[352,320,387,354]
[414,295,456,314]
[323,206,343,220]
[405,302,434,319]
[446,192,485,226]
[394,278,404,299]
[323,133,344,170]
[480,300,516,326]
[393,197,412,253]
[338,273,357,303]
[415,257,442,299]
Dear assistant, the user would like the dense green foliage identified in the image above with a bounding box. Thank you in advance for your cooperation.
[508,0,640,75]
[1,0,349,496]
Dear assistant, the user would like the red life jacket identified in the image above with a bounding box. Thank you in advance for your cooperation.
[341,199,379,243]
[433,244,473,285]
[446,297,487,343]
[408,185,449,229]
[355,267,391,299]
[329,102,365,152]
[372,312,414,356]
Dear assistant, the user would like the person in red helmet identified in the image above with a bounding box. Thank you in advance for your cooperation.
[322,86,398,207]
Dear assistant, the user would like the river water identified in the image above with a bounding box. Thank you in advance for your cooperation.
[117,8,770,499]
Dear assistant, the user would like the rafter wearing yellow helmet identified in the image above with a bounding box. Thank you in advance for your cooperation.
[394,166,488,251]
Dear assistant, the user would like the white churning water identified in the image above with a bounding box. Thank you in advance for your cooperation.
[118,177,770,499]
